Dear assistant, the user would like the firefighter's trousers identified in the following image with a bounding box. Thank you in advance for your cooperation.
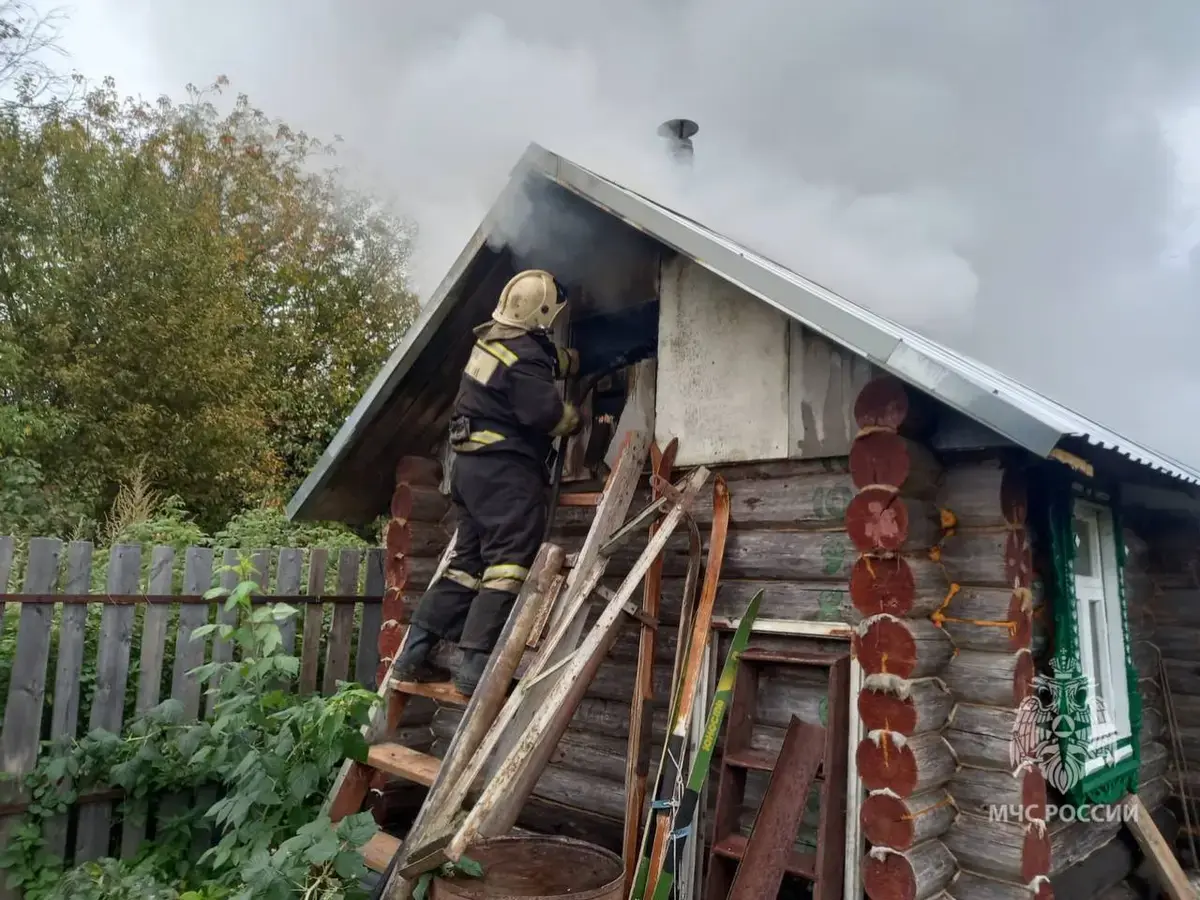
[410,451,546,654]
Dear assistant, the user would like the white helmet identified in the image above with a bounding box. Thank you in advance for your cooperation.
[492,269,568,332]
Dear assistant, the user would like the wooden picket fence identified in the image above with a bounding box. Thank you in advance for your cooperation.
[0,535,391,881]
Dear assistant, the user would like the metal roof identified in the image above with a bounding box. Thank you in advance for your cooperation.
[288,142,1200,520]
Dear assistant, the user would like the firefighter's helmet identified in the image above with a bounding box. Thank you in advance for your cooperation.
[492,269,568,332]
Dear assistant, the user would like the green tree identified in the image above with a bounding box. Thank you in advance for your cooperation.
[0,75,418,533]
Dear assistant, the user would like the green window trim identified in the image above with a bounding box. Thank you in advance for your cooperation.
[1033,467,1143,810]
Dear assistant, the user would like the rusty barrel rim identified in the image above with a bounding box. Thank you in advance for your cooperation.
[432,835,623,900]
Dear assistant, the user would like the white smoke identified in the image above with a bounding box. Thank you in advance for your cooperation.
[58,0,1200,468]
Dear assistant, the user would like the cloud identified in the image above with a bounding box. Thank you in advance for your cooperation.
[57,0,1200,468]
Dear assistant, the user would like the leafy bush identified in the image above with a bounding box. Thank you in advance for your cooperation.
[0,555,383,899]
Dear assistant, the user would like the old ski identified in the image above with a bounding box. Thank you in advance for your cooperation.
[647,588,763,900]
[628,475,732,900]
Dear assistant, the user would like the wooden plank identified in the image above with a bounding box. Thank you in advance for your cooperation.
[251,548,271,594]
[194,549,236,860]
[817,656,851,900]
[0,538,62,898]
[120,545,175,859]
[172,548,215,720]
[844,656,865,900]
[0,592,373,605]
[0,538,62,776]
[788,321,877,461]
[276,548,303,655]
[43,541,94,861]
[356,549,385,689]
[300,549,328,695]
[75,544,141,863]
[1124,794,1193,900]
[323,549,361,695]
[728,717,826,900]
[0,535,13,639]
[134,547,176,712]
[207,548,241,720]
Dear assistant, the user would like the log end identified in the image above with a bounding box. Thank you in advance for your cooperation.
[850,431,914,490]
[1000,465,1029,525]
[384,519,412,558]
[858,687,918,735]
[1013,651,1035,706]
[855,376,911,431]
[1022,768,1047,822]
[854,617,920,678]
[385,554,411,590]
[851,556,918,617]
[1005,529,1032,589]
[861,792,916,850]
[395,456,443,487]
[847,489,911,553]
[857,733,918,797]
[863,850,917,900]
[1022,825,1052,883]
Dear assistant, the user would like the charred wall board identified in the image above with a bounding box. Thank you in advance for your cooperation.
[788,320,879,460]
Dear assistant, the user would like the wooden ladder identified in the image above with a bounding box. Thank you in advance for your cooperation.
[315,432,701,895]
[704,648,850,900]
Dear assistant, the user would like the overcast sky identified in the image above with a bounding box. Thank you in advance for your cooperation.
[30,0,1200,471]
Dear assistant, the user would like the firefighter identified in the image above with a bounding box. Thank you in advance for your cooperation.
[391,269,583,696]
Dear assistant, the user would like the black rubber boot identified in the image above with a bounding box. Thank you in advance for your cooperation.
[453,650,490,696]
[391,626,451,683]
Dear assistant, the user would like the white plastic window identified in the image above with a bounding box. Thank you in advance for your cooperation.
[1072,500,1133,773]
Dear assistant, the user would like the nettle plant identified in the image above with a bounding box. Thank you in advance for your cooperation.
[0,556,382,899]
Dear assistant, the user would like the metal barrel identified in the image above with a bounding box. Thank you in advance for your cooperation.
[432,836,623,900]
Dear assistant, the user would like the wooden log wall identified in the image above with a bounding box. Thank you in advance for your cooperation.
[935,455,1053,900]
[1108,516,1193,874]
[379,456,451,683]
[848,376,961,900]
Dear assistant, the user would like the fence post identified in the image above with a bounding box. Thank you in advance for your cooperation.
[0,538,62,900]
[356,549,385,690]
[300,549,328,696]
[75,544,141,862]
[323,550,361,695]
[44,542,96,862]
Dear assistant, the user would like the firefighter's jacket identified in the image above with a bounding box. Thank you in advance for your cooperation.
[449,322,579,466]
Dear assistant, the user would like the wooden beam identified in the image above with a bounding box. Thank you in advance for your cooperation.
[0,593,378,605]
[711,617,854,639]
[1124,794,1193,900]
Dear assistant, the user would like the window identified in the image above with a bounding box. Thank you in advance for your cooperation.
[1031,466,1142,808]
[1071,500,1133,774]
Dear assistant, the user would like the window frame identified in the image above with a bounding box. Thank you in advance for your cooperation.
[1071,498,1133,767]
[1031,463,1143,809]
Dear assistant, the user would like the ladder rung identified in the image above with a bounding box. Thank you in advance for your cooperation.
[368,743,441,786]
[393,680,471,707]
[740,648,847,666]
[362,831,401,872]
[724,747,778,772]
[712,834,816,879]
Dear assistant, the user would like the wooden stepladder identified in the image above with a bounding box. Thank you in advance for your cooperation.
[704,649,850,900]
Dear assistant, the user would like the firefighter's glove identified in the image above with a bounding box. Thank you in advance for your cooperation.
[555,346,580,379]
[551,402,583,438]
